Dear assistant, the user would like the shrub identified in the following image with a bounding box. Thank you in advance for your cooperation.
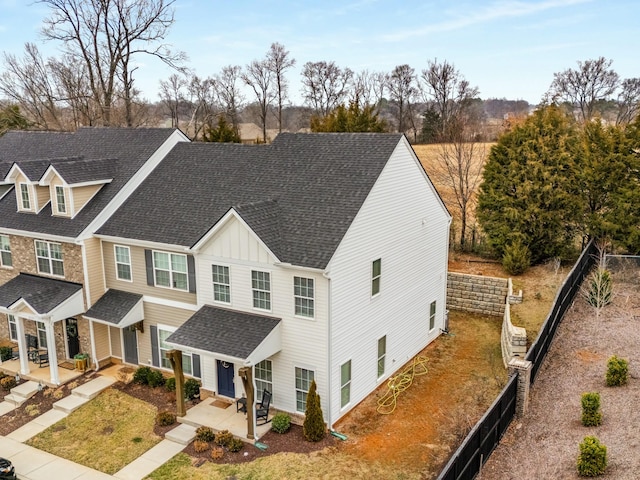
[214,429,233,447]
[193,440,209,453]
[0,346,12,362]
[195,426,215,442]
[156,411,176,426]
[271,412,291,434]
[606,355,629,387]
[577,436,607,476]
[133,366,152,385]
[502,239,531,275]
[227,437,244,453]
[165,377,176,392]
[25,405,40,417]
[147,369,166,388]
[52,388,64,400]
[0,376,17,391]
[581,392,602,427]
[303,380,326,442]
[184,378,200,400]
[210,447,224,460]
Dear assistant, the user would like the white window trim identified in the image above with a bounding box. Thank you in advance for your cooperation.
[34,240,64,277]
[153,250,189,291]
[36,321,47,349]
[293,276,315,319]
[19,183,32,211]
[254,359,273,400]
[8,315,17,342]
[251,269,272,312]
[294,366,315,413]
[371,258,381,297]
[0,235,12,269]
[429,301,437,331]
[377,335,386,380]
[114,245,133,282]
[340,359,352,409]
[157,324,193,376]
[211,264,231,305]
[54,185,67,215]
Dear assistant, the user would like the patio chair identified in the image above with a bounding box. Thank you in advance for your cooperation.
[256,389,272,425]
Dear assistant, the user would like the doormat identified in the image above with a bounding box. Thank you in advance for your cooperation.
[58,362,75,370]
[212,399,232,409]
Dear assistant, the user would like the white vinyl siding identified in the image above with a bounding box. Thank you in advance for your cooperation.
[340,360,351,408]
[158,326,192,375]
[295,367,314,412]
[153,251,188,291]
[8,315,17,342]
[294,276,314,318]
[35,240,64,276]
[429,301,436,331]
[255,359,273,400]
[212,264,231,303]
[371,258,381,296]
[115,245,132,281]
[55,185,66,214]
[377,336,386,379]
[19,183,31,210]
[251,270,271,310]
[0,235,11,267]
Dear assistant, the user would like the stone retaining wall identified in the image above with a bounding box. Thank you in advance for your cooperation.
[446,272,508,317]
[501,278,527,367]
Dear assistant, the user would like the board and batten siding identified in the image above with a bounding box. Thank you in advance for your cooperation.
[327,137,450,425]
[196,216,329,413]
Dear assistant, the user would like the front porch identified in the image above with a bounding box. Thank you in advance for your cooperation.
[0,355,84,386]
[179,396,272,442]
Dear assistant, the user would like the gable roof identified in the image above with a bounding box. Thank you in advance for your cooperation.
[98,132,405,269]
[0,273,83,314]
[0,127,179,238]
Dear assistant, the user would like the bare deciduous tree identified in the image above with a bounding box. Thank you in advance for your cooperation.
[351,69,386,108]
[186,75,217,140]
[616,77,640,125]
[386,64,418,134]
[214,65,244,134]
[242,59,275,143]
[301,61,353,116]
[159,73,187,128]
[266,43,295,133]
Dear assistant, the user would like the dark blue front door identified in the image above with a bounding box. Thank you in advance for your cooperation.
[217,360,235,397]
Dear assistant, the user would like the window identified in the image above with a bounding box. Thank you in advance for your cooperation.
[212,265,230,303]
[19,183,31,210]
[371,258,381,296]
[0,235,11,267]
[294,277,314,318]
[255,359,273,400]
[377,336,386,379]
[36,321,47,349]
[35,240,64,276]
[158,327,192,375]
[115,245,132,281]
[341,360,351,408]
[55,185,66,214]
[153,251,188,290]
[429,301,436,331]
[295,367,314,412]
[252,270,271,310]
[8,315,17,342]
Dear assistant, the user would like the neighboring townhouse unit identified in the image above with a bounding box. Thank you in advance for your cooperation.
[94,132,451,432]
[0,128,189,384]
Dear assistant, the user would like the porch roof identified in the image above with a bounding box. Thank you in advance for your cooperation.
[0,273,84,321]
[166,305,282,366]
[83,289,143,328]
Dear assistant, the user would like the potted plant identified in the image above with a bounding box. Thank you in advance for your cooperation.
[74,353,89,371]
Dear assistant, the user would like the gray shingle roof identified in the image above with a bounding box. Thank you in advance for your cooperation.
[49,157,117,185]
[84,289,143,325]
[0,127,177,238]
[99,132,404,269]
[0,273,82,313]
[166,305,281,359]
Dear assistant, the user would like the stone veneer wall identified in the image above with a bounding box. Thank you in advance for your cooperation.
[500,278,526,367]
[446,272,508,316]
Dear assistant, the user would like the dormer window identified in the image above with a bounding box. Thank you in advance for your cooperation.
[19,183,31,210]
[55,185,67,214]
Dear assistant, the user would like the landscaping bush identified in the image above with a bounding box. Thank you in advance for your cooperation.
[25,404,40,417]
[606,355,629,387]
[0,346,12,362]
[502,239,531,275]
[581,392,602,427]
[147,369,165,388]
[577,436,607,477]
[165,377,176,392]
[210,447,224,460]
[271,412,291,433]
[184,378,200,400]
[193,440,209,453]
[214,429,233,447]
[156,411,176,426]
[227,437,244,453]
[303,380,326,442]
[133,366,152,385]
[195,426,215,442]
[0,376,17,391]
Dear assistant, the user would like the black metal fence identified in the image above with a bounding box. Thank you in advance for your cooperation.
[437,239,597,480]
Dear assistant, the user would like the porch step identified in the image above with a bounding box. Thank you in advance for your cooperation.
[71,375,116,400]
[5,381,40,407]
[53,394,88,414]
[165,423,197,445]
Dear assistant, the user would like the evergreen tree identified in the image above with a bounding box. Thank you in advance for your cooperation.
[310,99,387,133]
[0,104,30,135]
[202,116,241,143]
[303,380,326,442]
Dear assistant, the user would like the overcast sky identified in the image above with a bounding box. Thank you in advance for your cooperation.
[0,0,637,105]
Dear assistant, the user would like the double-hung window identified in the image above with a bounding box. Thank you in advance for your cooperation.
[212,265,230,303]
[115,245,132,281]
[158,326,192,375]
[295,367,314,412]
[252,270,271,310]
[377,336,386,379]
[55,185,67,214]
[429,301,437,331]
[19,183,31,210]
[0,235,11,267]
[294,276,314,318]
[255,359,273,400]
[341,360,352,408]
[372,258,381,296]
[8,315,17,342]
[35,240,64,276]
[153,251,188,290]
[36,321,47,349]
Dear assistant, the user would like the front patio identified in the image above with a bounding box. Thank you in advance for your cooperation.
[0,356,84,386]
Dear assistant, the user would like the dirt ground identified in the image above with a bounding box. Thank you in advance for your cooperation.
[481,272,640,479]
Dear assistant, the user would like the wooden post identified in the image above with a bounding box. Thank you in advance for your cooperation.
[238,366,255,439]
[168,349,186,417]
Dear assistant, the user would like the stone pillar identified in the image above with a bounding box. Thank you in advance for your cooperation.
[508,358,532,417]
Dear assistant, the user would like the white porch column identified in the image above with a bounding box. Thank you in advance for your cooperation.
[45,321,60,385]
[89,319,99,371]
[15,316,30,376]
